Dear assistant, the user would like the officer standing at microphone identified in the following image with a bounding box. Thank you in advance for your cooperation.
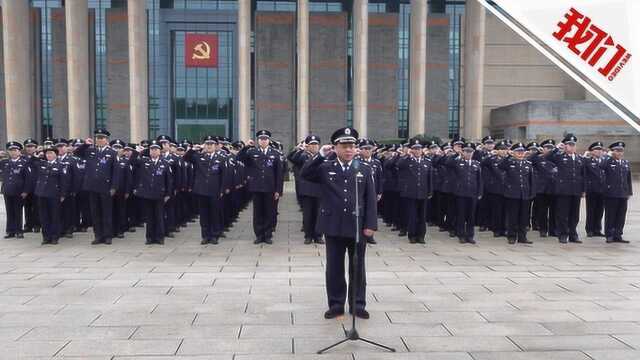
[301,127,377,320]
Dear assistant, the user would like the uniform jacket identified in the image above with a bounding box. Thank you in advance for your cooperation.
[74,144,120,194]
[396,155,433,199]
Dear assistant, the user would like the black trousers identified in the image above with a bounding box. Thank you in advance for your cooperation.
[89,192,113,241]
[555,195,581,238]
[61,195,76,235]
[24,193,40,230]
[76,191,92,229]
[427,191,440,225]
[505,198,531,237]
[406,198,427,239]
[198,195,223,240]
[477,193,492,228]
[3,195,23,234]
[445,192,457,232]
[534,193,556,235]
[127,194,140,228]
[604,197,628,239]
[252,192,276,239]
[38,197,61,242]
[456,196,477,238]
[142,198,165,243]
[382,191,398,225]
[585,192,605,234]
[164,196,176,235]
[325,236,366,311]
[487,193,505,234]
[301,195,319,239]
[112,193,128,236]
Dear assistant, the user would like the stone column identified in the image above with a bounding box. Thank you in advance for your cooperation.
[296,0,309,140]
[1,0,34,140]
[409,0,427,137]
[66,0,91,138]
[352,0,368,137]
[237,0,251,141]
[128,0,148,142]
[462,0,486,140]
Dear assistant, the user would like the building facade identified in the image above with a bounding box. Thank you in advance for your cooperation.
[0,0,634,152]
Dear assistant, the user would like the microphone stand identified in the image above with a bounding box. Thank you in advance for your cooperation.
[317,162,396,354]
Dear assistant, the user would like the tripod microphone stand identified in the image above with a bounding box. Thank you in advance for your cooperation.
[317,162,396,354]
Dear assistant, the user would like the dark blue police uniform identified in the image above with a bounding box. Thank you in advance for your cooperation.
[602,142,633,243]
[0,142,30,238]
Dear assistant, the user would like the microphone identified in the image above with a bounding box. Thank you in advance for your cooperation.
[352,159,360,171]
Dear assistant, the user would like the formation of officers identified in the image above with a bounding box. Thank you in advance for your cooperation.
[0,127,634,249]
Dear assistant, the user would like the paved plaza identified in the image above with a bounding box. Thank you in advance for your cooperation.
[0,182,638,359]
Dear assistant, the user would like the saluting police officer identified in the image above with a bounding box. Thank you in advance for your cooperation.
[584,141,606,237]
[157,135,179,238]
[34,146,69,245]
[474,136,495,231]
[356,138,383,244]
[301,127,377,320]
[602,142,632,243]
[184,135,230,245]
[499,143,535,244]
[289,135,324,244]
[237,130,284,245]
[110,139,133,239]
[547,134,586,244]
[70,138,91,233]
[529,139,557,238]
[396,137,433,244]
[74,128,121,245]
[22,138,41,233]
[55,138,79,238]
[0,141,31,239]
[130,140,172,245]
[445,142,482,244]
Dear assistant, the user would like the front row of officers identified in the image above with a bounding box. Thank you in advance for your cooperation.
[0,128,633,247]
[289,132,633,246]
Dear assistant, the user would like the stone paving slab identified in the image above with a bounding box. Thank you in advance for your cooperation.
[0,182,636,358]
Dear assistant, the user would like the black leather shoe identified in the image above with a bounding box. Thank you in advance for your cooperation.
[314,237,325,244]
[116,233,124,239]
[416,237,426,244]
[606,237,615,243]
[366,238,377,245]
[559,235,568,244]
[466,237,476,244]
[324,308,345,319]
[41,239,51,245]
[409,237,417,244]
[569,237,582,244]
[508,237,516,244]
[201,238,209,245]
[50,238,58,245]
[16,233,23,239]
[353,309,370,319]
[264,237,273,245]
[539,231,548,238]
[91,239,102,245]
[103,238,112,245]
[458,237,466,244]
[617,239,630,244]
[594,232,606,237]
[304,237,313,245]
[145,239,154,245]
[166,233,174,238]
[157,238,165,245]
[449,231,456,238]
[209,237,219,245]
[398,231,407,237]
[254,237,263,244]
[4,233,14,239]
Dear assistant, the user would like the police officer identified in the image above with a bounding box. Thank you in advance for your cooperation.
[529,139,557,238]
[158,135,179,238]
[356,138,383,244]
[110,139,132,239]
[184,135,230,245]
[288,135,323,244]
[74,128,120,245]
[123,143,140,232]
[584,141,606,237]
[237,130,283,244]
[301,127,376,320]
[381,144,401,230]
[22,138,40,233]
[0,141,30,239]
[499,143,535,244]
[71,138,91,233]
[602,142,632,243]
[474,136,495,231]
[480,140,507,238]
[396,137,433,244]
[445,142,482,244]
[131,141,172,245]
[55,138,79,238]
[547,134,585,244]
[35,146,69,245]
